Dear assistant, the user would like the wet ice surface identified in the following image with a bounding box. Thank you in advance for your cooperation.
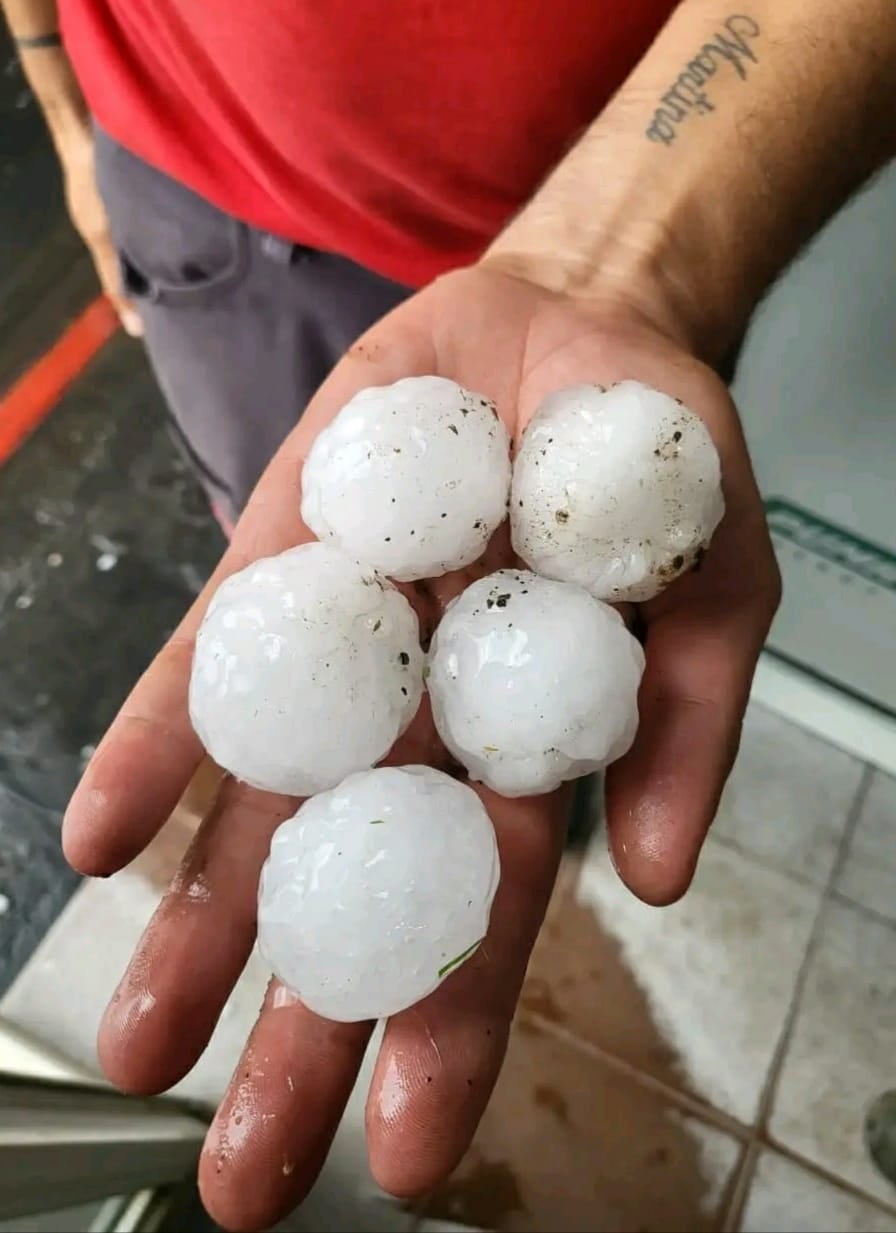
[0,337,224,993]
[190,543,424,795]
[257,765,500,1022]
[427,570,645,796]
[512,381,725,602]
[301,375,512,580]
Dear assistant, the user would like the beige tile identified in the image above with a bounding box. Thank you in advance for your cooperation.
[271,1175,414,1233]
[769,900,896,1206]
[522,838,821,1125]
[835,771,896,923]
[711,704,864,885]
[741,1149,896,1233]
[424,1017,742,1233]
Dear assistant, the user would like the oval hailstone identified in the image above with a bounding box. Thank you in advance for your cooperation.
[427,570,645,797]
[511,381,724,602]
[189,543,423,796]
[257,765,501,1022]
[301,375,512,581]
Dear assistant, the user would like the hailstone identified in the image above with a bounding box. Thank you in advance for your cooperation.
[301,375,511,581]
[189,543,423,796]
[427,570,645,797]
[511,381,725,602]
[257,765,500,1022]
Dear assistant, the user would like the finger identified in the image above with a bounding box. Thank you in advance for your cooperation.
[366,785,569,1196]
[98,776,296,1094]
[117,299,144,340]
[89,235,143,337]
[605,509,781,905]
[199,981,372,1232]
[63,312,432,877]
[64,627,213,875]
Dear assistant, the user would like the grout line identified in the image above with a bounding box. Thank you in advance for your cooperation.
[721,762,876,1232]
[519,1009,752,1141]
[0,295,118,464]
[828,887,896,934]
[762,1132,896,1220]
[524,1005,896,1229]
[722,1138,761,1233]
[707,828,835,894]
[753,762,874,1136]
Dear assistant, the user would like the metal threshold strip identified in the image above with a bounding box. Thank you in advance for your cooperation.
[0,1019,208,1229]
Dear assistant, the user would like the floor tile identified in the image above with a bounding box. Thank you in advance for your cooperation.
[769,900,896,1206]
[835,771,896,923]
[424,1017,743,1233]
[710,704,864,885]
[522,837,821,1125]
[740,1149,896,1232]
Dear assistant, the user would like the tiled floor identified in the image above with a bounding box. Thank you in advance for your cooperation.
[3,702,894,1232]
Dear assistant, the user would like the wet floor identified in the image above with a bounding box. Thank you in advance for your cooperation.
[0,334,225,991]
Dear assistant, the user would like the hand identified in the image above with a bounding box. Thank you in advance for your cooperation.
[63,264,780,1231]
[54,114,143,337]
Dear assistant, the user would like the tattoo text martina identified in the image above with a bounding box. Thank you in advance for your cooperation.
[646,14,761,146]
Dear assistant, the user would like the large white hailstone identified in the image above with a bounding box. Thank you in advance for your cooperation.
[301,375,511,581]
[257,765,500,1022]
[511,381,725,602]
[427,570,645,797]
[189,543,423,796]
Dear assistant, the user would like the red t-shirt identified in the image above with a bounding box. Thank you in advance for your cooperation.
[60,1,677,288]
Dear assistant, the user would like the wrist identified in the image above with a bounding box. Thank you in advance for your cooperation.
[482,216,726,365]
[16,44,88,138]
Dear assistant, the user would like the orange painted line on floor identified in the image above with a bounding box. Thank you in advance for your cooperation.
[0,296,120,465]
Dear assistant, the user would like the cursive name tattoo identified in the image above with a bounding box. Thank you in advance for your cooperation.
[646,14,761,146]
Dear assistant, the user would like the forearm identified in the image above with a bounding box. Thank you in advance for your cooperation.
[2,0,87,140]
[486,0,896,363]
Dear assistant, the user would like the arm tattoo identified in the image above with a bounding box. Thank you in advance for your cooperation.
[645,15,761,146]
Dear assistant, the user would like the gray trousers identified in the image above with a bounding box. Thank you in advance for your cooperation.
[94,129,411,527]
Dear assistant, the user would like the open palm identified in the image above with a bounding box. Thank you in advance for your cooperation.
[63,265,780,1231]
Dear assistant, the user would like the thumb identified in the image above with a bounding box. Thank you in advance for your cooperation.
[90,234,144,338]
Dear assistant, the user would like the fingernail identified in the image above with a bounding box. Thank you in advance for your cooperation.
[121,309,144,338]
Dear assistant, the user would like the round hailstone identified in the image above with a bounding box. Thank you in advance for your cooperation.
[300,375,511,581]
[511,381,725,602]
[257,765,501,1022]
[427,570,645,797]
[189,543,423,796]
